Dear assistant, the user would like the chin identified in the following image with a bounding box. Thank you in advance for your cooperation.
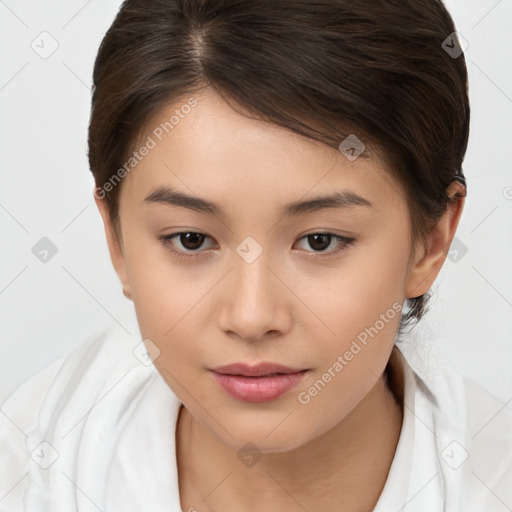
[205,415,311,454]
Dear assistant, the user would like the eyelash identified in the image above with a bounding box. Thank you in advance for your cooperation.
[157,231,355,260]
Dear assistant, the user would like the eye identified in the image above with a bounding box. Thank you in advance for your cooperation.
[294,233,355,256]
[158,231,355,260]
[158,232,216,259]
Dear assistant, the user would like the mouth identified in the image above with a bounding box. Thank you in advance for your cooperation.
[210,362,308,378]
[209,366,309,403]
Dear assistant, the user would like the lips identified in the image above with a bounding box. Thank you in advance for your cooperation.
[209,362,309,402]
[210,362,306,377]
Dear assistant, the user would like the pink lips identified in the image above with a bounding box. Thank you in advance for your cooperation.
[210,362,308,402]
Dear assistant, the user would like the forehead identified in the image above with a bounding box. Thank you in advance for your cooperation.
[121,89,404,217]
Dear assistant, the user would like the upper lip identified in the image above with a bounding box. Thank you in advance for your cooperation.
[210,362,307,377]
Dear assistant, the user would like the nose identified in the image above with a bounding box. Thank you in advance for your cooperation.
[217,244,292,343]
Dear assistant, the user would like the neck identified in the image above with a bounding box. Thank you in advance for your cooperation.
[177,348,404,512]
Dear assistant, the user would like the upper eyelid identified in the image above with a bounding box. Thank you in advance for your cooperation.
[163,231,349,241]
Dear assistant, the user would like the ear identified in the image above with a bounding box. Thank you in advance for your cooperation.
[94,193,133,301]
[405,181,466,298]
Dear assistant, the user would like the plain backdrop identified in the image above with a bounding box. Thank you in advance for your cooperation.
[1,0,511,407]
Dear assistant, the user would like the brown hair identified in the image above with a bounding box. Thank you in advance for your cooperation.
[87,0,469,332]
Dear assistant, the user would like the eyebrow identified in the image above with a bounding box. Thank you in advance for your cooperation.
[144,186,374,219]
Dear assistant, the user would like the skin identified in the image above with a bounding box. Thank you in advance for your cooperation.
[95,88,465,511]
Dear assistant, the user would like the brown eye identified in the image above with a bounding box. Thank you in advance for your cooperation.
[177,232,206,250]
[295,233,354,255]
[158,231,216,259]
[306,234,332,252]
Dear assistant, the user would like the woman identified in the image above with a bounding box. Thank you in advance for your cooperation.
[1,0,511,511]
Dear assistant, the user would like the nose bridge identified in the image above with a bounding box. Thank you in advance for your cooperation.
[233,235,276,310]
[218,235,286,339]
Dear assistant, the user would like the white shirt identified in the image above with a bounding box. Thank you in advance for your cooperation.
[1,325,511,511]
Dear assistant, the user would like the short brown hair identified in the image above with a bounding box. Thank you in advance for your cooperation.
[88,0,469,331]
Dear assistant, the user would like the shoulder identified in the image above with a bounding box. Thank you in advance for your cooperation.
[0,325,140,508]
[461,375,512,510]
[463,375,512,438]
[398,343,512,509]
[0,355,65,509]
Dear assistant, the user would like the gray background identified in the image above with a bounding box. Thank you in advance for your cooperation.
[1,0,511,406]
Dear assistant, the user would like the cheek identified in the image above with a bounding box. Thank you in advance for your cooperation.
[121,232,192,341]
[129,261,211,404]
[293,271,405,437]
[301,232,408,396]
[123,239,222,400]
[130,267,205,351]
[310,234,408,341]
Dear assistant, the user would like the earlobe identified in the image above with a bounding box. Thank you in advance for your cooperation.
[405,181,466,299]
[93,192,133,301]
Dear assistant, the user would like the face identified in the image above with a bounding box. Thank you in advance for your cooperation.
[96,88,443,453]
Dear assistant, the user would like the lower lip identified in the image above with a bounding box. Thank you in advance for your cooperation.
[211,370,308,402]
